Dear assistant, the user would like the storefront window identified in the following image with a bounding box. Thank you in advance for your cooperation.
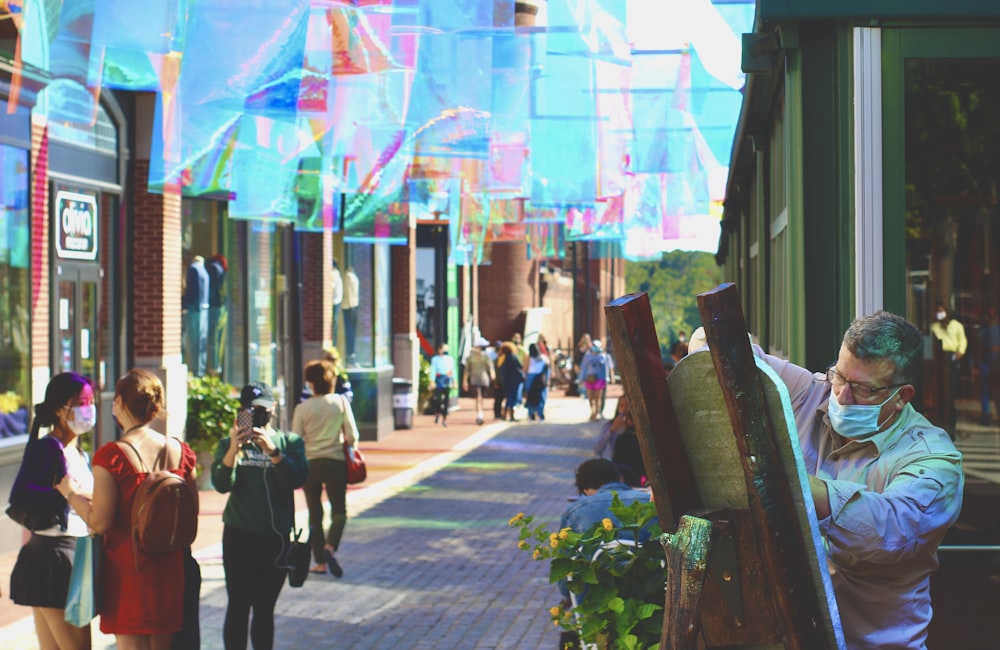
[904,57,1000,434]
[341,242,391,368]
[182,200,244,386]
[0,144,31,439]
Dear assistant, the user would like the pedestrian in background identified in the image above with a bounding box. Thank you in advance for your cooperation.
[430,343,456,427]
[292,360,359,578]
[322,346,354,403]
[978,308,1000,424]
[212,382,309,650]
[491,340,505,421]
[9,372,95,650]
[580,340,610,421]
[574,333,592,397]
[930,301,967,436]
[498,342,524,422]
[463,337,493,425]
[524,343,550,421]
[87,369,198,650]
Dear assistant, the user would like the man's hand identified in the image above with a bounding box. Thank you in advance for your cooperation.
[809,475,831,519]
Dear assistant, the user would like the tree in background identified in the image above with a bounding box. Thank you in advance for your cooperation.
[625,251,723,359]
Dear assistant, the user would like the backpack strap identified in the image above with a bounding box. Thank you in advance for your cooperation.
[118,440,150,473]
[118,437,178,473]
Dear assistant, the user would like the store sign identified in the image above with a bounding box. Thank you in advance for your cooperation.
[55,191,98,261]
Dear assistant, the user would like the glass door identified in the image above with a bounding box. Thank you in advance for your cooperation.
[53,263,99,382]
[883,26,1000,647]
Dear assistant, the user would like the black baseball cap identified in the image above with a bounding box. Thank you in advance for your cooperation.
[240,382,275,408]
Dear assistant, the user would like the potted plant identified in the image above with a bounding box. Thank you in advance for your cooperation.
[510,496,665,650]
[418,356,434,414]
[185,375,240,487]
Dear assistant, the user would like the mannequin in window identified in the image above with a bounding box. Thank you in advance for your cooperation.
[183,255,210,376]
[342,265,360,365]
[331,259,343,350]
[207,253,228,376]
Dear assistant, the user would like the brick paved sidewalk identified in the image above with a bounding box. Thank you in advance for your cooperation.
[0,386,620,649]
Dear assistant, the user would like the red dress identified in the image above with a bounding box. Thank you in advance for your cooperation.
[93,441,197,635]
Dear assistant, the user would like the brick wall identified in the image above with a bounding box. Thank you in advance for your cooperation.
[391,229,415,335]
[132,160,182,358]
[476,241,535,342]
[301,231,330,343]
[30,123,49,371]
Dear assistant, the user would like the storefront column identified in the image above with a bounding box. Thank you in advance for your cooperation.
[301,230,333,364]
[391,226,418,392]
[131,95,186,436]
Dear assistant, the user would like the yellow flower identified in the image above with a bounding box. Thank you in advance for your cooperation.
[508,513,525,526]
[602,518,614,531]
[550,606,561,617]
[517,540,529,550]
[532,549,541,560]
[559,528,570,539]
[550,537,559,548]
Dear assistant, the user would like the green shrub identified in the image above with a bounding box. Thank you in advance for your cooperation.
[510,496,665,650]
[185,375,240,456]
[418,356,433,414]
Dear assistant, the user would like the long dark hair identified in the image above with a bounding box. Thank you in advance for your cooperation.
[30,372,91,442]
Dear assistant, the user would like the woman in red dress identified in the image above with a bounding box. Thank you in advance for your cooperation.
[88,369,197,649]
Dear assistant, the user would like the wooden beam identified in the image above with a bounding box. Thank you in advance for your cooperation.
[605,292,700,531]
[697,283,838,650]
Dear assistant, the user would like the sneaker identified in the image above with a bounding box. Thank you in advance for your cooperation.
[442,420,448,427]
[475,416,484,425]
[324,550,343,578]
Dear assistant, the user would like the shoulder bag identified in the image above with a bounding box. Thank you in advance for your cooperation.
[339,394,367,484]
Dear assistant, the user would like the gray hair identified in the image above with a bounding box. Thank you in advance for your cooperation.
[842,311,923,385]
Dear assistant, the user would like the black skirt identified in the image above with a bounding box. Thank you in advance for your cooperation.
[9,533,77,608]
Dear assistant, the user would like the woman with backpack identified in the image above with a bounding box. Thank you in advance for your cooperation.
[580,340,610,421]
[9,372,96,650]
[212,381,309,650]
[85,369,198,649]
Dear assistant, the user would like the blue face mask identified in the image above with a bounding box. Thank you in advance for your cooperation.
[827,387,902,440]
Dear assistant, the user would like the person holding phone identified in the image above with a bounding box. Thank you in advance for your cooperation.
[211,382,309,650]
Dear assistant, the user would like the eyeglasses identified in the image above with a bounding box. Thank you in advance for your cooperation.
[826,367,904,402]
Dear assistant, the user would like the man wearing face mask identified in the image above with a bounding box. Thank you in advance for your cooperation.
[929,302,967,436]
[689,311,963,649]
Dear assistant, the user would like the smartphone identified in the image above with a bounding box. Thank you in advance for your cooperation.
[236,409,254,447]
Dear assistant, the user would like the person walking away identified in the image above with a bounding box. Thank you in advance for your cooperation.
[689,311,963,649]
[930,302,967,436]
[523,343,550,421]
[212,381,309,650]
[86,369,198,650]
[292,360,359,578]
[490,341,505,420]
[573,333,592,397]
[9,372,96,650]
[463,337,493,425]
[580,340,610,421]
[498,342,524,422]
[430,343,456,427]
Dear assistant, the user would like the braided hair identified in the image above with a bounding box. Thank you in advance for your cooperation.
[29,372,91,442]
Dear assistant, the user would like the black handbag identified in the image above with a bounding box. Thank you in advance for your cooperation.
[286,528,311,588]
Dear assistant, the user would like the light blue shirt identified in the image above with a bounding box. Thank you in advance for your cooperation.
[430,354,455,382]
[759,350,964,650]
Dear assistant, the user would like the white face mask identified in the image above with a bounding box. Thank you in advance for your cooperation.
[68,405,96,435]
[936,311,947,321]
[826,388,901,440]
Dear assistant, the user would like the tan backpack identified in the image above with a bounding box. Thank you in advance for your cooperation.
[118,438,199,569]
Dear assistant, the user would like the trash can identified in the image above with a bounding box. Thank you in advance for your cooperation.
[392,378,415,430]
